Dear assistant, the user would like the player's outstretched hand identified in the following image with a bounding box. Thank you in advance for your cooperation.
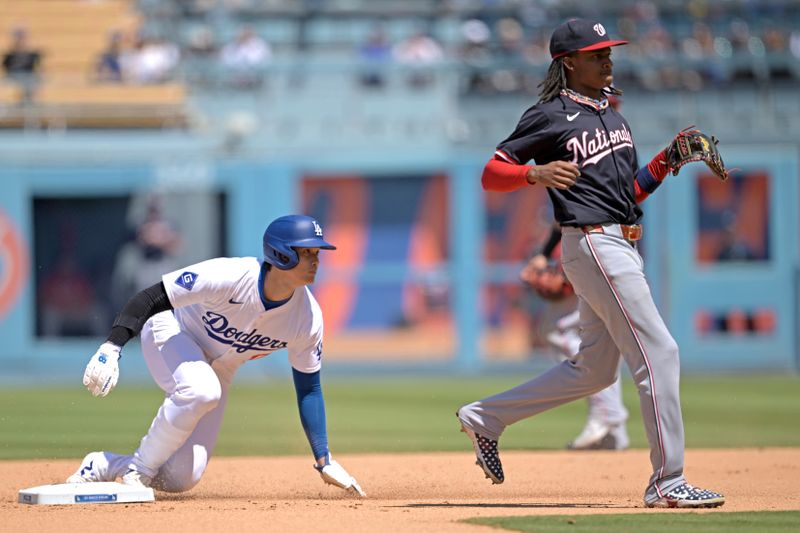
[314,456,366,497]
[527,161,580,189]
[83,342,121,397]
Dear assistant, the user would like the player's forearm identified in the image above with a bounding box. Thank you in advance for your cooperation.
[634,150,669,203]
[540,225,562,258]
[292,368,330,461]
[481,157,533,192]
[106,282,174,347]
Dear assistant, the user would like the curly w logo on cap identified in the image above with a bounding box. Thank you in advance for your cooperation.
[549,18,627,59]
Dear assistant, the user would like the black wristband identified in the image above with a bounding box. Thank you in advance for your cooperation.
[106,326,132,349]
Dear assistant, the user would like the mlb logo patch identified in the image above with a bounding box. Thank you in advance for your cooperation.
[175,271,198,291]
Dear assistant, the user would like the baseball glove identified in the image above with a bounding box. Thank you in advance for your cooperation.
[665,127,730,181]
[524,260,574,301]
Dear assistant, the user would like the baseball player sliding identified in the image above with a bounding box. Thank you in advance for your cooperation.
[457,19,726,508]
[68,215,365,497]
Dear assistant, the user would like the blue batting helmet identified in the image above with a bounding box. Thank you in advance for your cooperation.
[262,215,336,270]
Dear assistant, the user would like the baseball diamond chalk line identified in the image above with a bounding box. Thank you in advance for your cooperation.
[4,450,800,532]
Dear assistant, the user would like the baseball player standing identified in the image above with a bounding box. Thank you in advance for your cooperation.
[520,224,629,451]
[457,19,725,508]
[68,215,365,497]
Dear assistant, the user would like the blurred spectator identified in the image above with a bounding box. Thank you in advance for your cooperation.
[40,251,106,337]
[357,25,392,89]
[182,24,219,87]
[490,17,526,94]
[637,25,679,90]
[458,18,493,94]
[762,27,787,54]
[728,19,752,54]
[762,27,793,81]
[122,33,181,84]
[392,31,444,88]
[2,27,40,77]
[496,18,524,59]
[2,27,41,101]
[728,19,758,82]
[522,28,550,65]
[94,31,125,83]
[117,0,797,94]
[631,0,662,26]
[111,196,183,310]
[186,24,218,58]
[220,26,271,89]
[791,29,800,58]
[681,22,727,88]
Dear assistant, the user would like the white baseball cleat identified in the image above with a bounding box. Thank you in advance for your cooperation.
[567,419,629,450]
[122,468,153,488]
[66,451,111,483]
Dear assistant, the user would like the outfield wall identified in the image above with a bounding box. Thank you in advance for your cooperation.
[0,129,797,384]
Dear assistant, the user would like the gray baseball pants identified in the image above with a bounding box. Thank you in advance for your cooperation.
[459,224,686,503]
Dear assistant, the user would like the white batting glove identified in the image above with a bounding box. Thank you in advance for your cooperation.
[314,455,366,497]
[83,342,121,397]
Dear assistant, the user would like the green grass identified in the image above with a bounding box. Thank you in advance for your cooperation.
[464,511,800,532]
[0,375,798,460]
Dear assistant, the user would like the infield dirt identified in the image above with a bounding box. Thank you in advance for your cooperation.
[3,448,799,532]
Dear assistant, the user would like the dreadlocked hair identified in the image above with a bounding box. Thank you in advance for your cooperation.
[537,58,566,103]
[537,58,626,103]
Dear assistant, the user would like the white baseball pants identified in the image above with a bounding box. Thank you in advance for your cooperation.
[106,311,230,492]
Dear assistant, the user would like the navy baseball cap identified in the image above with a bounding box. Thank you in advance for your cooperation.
[549,19,627,59]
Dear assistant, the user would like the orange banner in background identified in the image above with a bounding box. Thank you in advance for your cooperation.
[0,210,29,320]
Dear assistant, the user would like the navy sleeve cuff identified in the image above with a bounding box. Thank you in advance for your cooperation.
[635,165,662,194]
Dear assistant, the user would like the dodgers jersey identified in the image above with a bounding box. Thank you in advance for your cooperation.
[496,92,643,227]
[160,257,324,375]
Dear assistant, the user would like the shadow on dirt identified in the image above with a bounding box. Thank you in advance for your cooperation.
[394,502,632,509]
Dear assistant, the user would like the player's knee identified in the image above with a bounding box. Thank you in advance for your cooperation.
[155,470,203,493]
[190,382,222,414]
[152,445,208,493]
[176,364,222,414]
[597,366,619,388]
[660,337,680,364]
[570,355,616,385]
[153,469,203,493]
[584,366,617,393]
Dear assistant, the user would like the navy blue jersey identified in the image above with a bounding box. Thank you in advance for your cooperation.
[496,93,642,226]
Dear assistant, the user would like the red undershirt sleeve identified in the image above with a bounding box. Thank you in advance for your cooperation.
[481,157,534,192]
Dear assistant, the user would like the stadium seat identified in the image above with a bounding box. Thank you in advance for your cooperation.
[0,0,137,82]
[0,0,188,128]
[0,83,23,106]
[0,83,188,128]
